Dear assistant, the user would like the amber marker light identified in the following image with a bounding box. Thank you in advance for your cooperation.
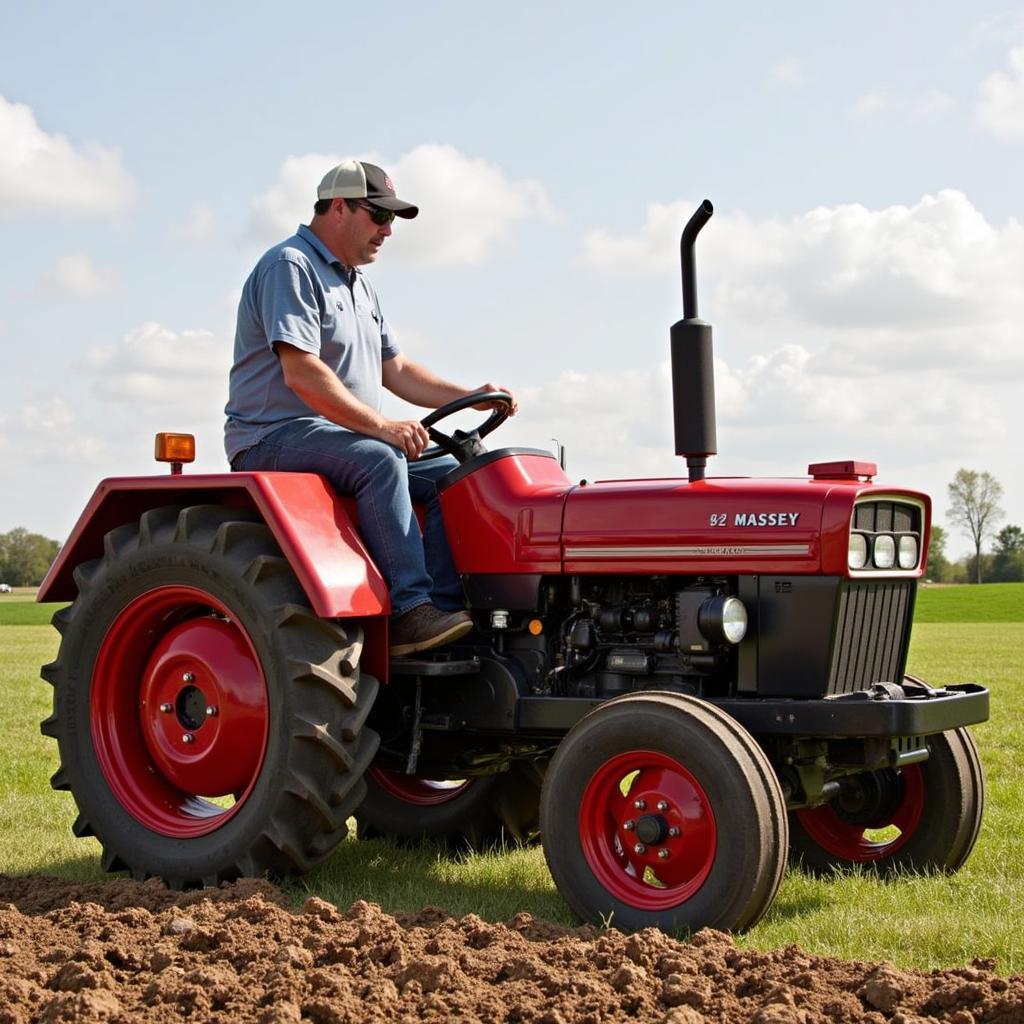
[528,619,544,636]
[155,433,196,475]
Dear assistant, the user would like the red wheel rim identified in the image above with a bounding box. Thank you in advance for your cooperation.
[369,767,474,806]
[795,766,925,861]
[91,586,269,837]
[579,750,716,910]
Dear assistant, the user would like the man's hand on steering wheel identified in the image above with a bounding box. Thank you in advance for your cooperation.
[471,383,519,415]
[418,388,517,463]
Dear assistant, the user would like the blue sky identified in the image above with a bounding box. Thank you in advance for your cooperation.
[2,2,1022,557]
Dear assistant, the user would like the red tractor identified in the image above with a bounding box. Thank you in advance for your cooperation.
[38,202,988,934]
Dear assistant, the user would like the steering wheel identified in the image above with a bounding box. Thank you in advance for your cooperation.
[418,390,514,463]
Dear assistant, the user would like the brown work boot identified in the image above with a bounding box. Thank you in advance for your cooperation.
[390,604,473,657]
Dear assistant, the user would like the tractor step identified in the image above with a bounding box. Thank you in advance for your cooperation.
[389,655,481,677]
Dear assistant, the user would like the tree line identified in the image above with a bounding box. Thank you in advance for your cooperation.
[0,528,61,587]
[930,469,1022,584]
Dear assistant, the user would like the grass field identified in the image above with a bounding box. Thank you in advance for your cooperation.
[1,584,1021,971]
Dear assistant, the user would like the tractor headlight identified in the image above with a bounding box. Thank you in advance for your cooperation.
[848,533,869,570]
[698,595,748,645]
[873,535,896,569]
[898,535,919,569]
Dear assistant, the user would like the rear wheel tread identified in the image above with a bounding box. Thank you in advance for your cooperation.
[292,714,355,772]
[71,560,101,595]
[50,605,74,637]
[138,506,182,547]
[72,813,95,838]
[103,523,139,562]
[289,659,358,706]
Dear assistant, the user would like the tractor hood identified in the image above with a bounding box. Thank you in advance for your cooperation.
[562,474,931,578]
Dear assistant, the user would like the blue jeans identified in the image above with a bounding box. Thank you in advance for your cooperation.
[233,417,463,616]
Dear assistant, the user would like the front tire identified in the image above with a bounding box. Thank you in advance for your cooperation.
[790,727,985,874]
[40,504,380,886]
[539,692,788,933]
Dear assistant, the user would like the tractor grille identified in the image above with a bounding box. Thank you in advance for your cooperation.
[826,580,914,695]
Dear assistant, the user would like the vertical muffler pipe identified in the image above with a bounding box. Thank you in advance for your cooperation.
[671,199,717,482]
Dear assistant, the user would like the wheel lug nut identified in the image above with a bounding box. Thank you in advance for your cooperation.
[182,672,195,683]
[623,819,635,831]
[159,703,172,714]
[182,733,195,744]
[657,800,669,811]
[658,848,670,860]
[205,705,218,717]
[633,843,646,855]
[668,826,681,837]
[634,799,646,810]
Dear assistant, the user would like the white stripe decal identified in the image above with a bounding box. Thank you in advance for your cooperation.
[565,544,811,558]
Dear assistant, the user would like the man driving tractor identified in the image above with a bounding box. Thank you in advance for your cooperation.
[225,159,517,656]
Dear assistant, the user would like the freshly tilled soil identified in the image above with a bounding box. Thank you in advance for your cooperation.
[0,874,1020,1024]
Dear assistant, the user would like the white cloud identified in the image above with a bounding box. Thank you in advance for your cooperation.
[36,253,118,297]
[173,205,218,243]
[977,47,1024,140]
[582,191,1024,378]
[0,95,134,215]
[970,13,1024,48]
[248,152,334,240]
[582,199,696,276]
[86,321,231,416]
[848,89,954,121]
[248,145,555,266]
[0,396,106,465]
[769,58,804,87]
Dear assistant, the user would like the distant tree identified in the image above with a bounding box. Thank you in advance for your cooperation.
[947,469,1004,584]
[992,524,1024,583]
[926,524,953,582]
[0,528,61,587]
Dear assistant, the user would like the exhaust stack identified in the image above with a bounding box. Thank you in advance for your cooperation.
[671,199,717,483]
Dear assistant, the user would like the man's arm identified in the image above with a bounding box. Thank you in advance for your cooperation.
[276,343,430,458]
[382,353,519,414]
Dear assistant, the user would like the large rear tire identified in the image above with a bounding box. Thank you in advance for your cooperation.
[40,504,379,886]
[355,761,542,849]
[539,692,788,933]
[790,727,985,875]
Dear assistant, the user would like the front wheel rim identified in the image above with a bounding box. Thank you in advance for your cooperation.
[579,749,717,910]
[795,766,926,861]
[91,585,269,838]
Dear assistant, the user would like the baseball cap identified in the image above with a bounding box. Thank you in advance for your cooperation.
[316,160,418,219]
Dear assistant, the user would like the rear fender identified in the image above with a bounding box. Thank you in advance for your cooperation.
[39,472,391,677]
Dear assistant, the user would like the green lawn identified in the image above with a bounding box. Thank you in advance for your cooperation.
[915,581,1024,622]
[1,585,1020,971]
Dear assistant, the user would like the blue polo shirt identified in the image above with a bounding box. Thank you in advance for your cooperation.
[224,224,400,461]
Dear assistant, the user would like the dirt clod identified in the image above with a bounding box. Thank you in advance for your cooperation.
[0,873,1021,1023]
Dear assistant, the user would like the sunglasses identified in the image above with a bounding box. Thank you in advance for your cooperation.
[353,201,395,226]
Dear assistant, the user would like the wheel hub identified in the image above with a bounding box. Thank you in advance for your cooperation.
[634,813,669,845]
[834,769,905,828]
[90,584,270,838]
[580,750,716,910]
[175,684,210,731]
[140,617,266,798]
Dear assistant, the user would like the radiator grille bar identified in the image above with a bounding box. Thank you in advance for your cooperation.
[827,581,914,695]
